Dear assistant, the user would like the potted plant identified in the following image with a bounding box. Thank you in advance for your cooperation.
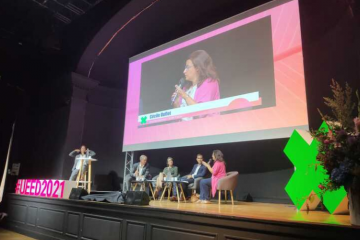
[311,80,360,226]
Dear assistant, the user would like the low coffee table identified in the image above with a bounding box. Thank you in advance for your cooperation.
[160,180,188,203]
[131,179,156,200]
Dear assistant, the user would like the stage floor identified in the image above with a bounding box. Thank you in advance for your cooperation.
[146,200,352,227]
[6,194,359,240]
[0,228,36,240]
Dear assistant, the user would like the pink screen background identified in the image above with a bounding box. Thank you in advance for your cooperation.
[123,0,308,148]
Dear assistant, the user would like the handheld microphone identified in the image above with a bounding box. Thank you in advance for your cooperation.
[207,158,213,165]
[171,78,185,105]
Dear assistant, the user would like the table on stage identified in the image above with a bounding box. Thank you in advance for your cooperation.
[160,180,188,203]
[131,180,156,200]
[75,157,97,193]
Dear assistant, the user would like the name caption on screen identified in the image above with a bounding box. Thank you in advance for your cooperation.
[150,111,171,119]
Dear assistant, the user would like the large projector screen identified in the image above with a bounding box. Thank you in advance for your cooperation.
[123,0,308,151]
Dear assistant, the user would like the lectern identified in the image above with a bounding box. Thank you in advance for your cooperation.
[75,157,97,193]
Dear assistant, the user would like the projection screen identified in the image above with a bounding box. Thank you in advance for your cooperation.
[123,0,308,151]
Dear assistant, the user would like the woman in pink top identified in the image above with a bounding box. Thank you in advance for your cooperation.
[198,150,226,204]
[172,50,220,108]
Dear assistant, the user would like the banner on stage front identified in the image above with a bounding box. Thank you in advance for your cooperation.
[15,179,77,199]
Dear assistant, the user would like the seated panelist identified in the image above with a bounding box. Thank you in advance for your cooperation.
[154,157,178,198]
[198,150,226,204]
[123,155,151,192]
[170,154,207,201]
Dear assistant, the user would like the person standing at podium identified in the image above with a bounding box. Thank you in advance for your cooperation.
[69,145,96,181]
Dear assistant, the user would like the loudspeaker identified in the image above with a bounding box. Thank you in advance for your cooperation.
[125,191,150,205]
[242,193,253,202]
[69,188,88,200]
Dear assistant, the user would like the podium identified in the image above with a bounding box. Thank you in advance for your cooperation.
[75,157,97,193]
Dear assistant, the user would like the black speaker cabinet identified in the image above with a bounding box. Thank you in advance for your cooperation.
[125,191,150,205]
[69,188,88,200]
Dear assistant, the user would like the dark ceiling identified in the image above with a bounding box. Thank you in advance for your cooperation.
[1,0,359,94]
[0,0,131,134]
[0,0,130,49]
[0,0,130,90]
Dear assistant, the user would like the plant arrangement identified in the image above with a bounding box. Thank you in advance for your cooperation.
[311,80,360,193]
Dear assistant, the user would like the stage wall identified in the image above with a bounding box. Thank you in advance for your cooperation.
[4,0,360,204]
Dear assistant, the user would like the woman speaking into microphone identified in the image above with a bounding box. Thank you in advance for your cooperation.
[171,50,220,109]
[198,150,226,204]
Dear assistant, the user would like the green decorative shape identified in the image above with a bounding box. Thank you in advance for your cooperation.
[284,122,347,214]
[323,186,347,213]
[284,129,322,209]
[140,116,147,124]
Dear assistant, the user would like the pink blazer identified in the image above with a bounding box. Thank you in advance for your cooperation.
[179,78,220,104]
[211,161,226,197]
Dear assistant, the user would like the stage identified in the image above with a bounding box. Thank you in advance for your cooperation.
[149,201,352,227]
[3,194,359,240]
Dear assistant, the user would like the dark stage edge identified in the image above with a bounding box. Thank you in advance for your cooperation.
[3,194,360,240]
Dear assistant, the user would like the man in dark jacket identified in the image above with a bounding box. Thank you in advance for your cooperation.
[171,154,207,200]
[123,155,151,192]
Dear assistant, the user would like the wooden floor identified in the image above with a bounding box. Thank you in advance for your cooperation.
[147,200,352,227]
[0,228,36,240]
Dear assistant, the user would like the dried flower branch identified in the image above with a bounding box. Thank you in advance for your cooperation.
[323,79,355,129]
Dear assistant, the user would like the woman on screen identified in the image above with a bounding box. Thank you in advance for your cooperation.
[198,150,226,204]
[172,50,220,109]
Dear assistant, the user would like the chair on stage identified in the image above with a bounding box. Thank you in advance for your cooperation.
[188,177,203,195]
[76,170,89,192]
[76,157,97,193]
[217,171,238,205]
[188,170,212,201]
